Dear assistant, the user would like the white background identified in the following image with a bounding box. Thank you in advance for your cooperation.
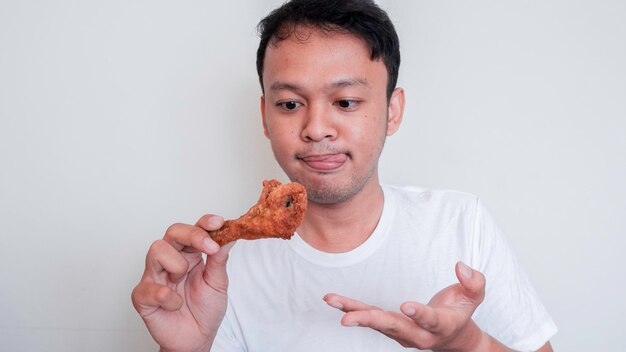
[1,0,624,351]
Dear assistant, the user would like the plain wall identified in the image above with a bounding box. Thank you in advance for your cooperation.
[0,0,624,350]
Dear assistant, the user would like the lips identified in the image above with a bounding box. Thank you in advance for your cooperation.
[299,153,348,171]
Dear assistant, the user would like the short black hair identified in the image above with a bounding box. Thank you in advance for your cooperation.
[256,0,401,100]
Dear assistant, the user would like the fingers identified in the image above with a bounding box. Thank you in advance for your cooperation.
[323,294,407,333]
[322,295,452,350]
[140,215,228,291]
[146,240,191,283]
[202,241,236,294]
[323,294,420,333]
[132,281,184,316]
[455,261,486,304]
[142,215,227,285]
[321,263,487,350]
[339,308,434,348]
[400,302,440,331]
[323,293,381,312]
[341,308,405,329]
[192,214,225,254]
[164,221,220,255]
[195,214,224,232]
[132,215,229,322]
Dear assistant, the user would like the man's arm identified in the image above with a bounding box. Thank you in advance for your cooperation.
[324,262,553,352]
[537,342,554,352]
[474,330,553,352]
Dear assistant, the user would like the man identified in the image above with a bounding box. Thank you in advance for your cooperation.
[132,0,557,351]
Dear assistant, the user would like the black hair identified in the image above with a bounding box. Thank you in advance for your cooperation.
[256,0,400,100]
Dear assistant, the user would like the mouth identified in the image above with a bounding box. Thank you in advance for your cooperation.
[298,153,348,172]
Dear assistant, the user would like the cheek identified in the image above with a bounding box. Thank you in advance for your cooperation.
[348,124,363,138]
[266,115,299,136]
[268,129,296,158]
[359,115,388,155]
[270,128,298,142]
[352,114,385,140]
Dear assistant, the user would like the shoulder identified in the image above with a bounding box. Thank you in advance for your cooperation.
[380,183,484,245]
[382,183,480,214]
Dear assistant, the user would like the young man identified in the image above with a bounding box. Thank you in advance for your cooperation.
[132,1,557,351]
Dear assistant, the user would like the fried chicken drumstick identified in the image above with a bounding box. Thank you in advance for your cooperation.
[208,179,307,246]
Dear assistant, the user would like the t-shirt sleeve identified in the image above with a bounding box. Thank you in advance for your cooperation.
[211,300,245,352]
[470,199,558,351]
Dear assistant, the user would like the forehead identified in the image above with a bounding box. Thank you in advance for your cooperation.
[262,26,387,91]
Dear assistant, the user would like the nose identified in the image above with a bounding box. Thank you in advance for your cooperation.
[300,103,337,142]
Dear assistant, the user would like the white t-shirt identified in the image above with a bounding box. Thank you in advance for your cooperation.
[212,184,557,351]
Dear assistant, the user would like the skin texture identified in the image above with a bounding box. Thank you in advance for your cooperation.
[131,214,233,352]
[261,26,404,253]
[261,27,400,207]
[132,25,553,352]
[323,262,554,352]
[131,181,305,351]
[208,179,307,246]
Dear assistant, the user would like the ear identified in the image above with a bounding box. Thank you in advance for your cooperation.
[386,87,405,136]
[260,95,269,138]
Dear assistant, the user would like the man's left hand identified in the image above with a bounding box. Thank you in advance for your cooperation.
[323,261,491,352]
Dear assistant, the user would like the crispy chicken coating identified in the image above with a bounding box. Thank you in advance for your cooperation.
[208,179,307,246]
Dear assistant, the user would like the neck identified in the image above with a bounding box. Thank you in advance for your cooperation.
[297,176,385,253]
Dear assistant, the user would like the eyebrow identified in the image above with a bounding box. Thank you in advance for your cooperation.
[269,77,370,92]
[269,82,302,92]
[329,77,369,89]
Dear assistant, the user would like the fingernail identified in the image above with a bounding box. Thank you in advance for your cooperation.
[459,261,473,279]
[207,216,222,228]
[204,237,219,254]
[402,307,416,316]
[326,299,343,310]
[343,321,359,327]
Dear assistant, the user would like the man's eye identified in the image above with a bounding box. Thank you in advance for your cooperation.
[278,101,301,110]
[336,100,359,109]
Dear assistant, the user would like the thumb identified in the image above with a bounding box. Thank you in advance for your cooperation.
[203,242,236,293]
[455,261,486,305]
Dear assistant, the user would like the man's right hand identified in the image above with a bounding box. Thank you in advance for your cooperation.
[132,214,234,352]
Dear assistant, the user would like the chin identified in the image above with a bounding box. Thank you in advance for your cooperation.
[296,174,368,205]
